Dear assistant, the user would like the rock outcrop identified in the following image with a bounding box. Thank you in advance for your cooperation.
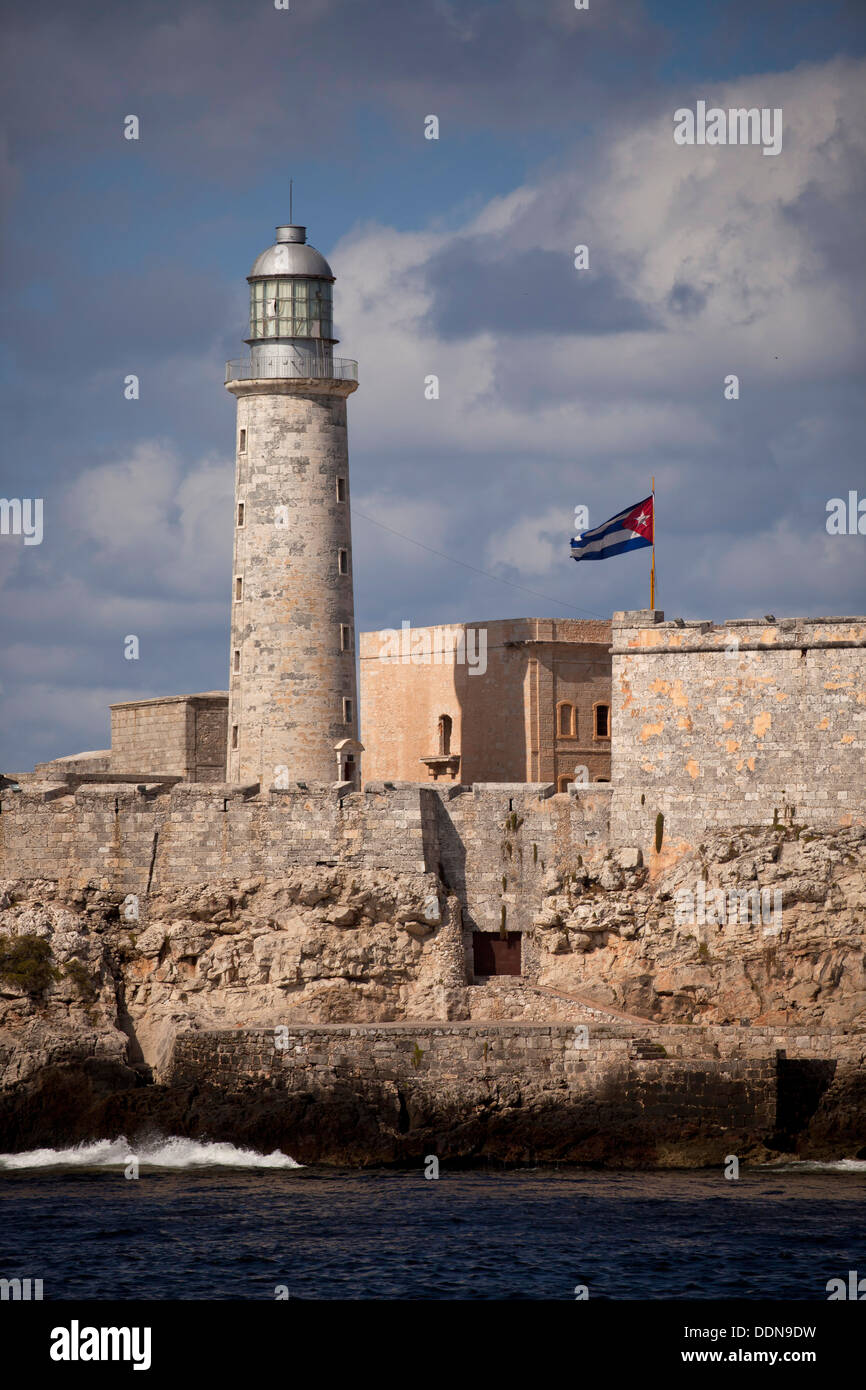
[0,824,863,1163]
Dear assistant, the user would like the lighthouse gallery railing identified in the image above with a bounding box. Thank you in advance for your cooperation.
[225,356,358,383]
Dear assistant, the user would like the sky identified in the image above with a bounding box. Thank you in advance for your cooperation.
[1,0,865,771]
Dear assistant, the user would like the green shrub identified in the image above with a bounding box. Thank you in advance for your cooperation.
[64,958,98,1003]
[0,934,60,996]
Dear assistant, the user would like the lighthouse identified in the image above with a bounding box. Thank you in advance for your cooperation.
[224,221,362,788]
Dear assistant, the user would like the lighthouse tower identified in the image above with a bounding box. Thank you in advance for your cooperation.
[224,221,362,788]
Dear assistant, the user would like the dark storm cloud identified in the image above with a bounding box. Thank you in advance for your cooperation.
[666,281,706,318]
[0,0,664,189]
[7,261,236,372]
[423,241,656,338]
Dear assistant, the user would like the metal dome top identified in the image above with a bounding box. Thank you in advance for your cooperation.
[249,225,334,279]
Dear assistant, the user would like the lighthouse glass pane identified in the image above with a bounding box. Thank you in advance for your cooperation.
[248,277,333,339]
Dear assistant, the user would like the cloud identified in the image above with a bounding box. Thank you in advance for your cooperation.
[484,507,579,577]
[2,40,865,771]
[63,441,233,599]
[0,0,663,190]
[424,243,656,338]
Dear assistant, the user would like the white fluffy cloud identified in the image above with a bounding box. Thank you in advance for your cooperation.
[64,441,233,599]
[336,56,865,453]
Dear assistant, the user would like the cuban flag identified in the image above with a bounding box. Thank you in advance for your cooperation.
[571,495,654,562]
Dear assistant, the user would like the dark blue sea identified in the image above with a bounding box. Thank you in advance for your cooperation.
[1,1139,864,1300]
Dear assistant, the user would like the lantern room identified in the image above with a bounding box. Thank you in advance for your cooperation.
[246,224,337,375]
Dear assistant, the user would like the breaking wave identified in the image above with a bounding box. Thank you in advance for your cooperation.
[762,1158,866,1173]
[0,1136,302,1170]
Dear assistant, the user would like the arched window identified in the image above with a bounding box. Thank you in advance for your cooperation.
[557,702,575,737]
[594,703,610,739]
[438,714,452,756]
[557,774,571,793]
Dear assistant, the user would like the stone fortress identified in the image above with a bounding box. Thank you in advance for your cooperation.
[1,217,864,1165]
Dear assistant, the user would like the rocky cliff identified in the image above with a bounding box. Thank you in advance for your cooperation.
[0,823,863,1163]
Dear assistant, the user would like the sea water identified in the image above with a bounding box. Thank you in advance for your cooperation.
[1,1140,864,1300]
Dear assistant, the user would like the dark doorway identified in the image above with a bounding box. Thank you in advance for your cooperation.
[473,931,521,977]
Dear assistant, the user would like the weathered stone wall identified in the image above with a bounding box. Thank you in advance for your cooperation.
[0,780,615,898]
[359,618,612,788]
[610,611,866,856]
[33,751,111,778]
[428,782,612,944]
[226,383,360,787]
[164,1022,781,1164]
[109,693,228,781]
[0,781,441,890]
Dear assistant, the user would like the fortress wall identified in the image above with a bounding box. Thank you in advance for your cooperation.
[162,1022,864,1163]
[0,783,166,893]
[0,781,611,896]
[610,613,866,855]
[0,781,438,890]
[164,1023,789,1163]
[429,783,612,942]
[0,781,612,948]
[110,693,228,781]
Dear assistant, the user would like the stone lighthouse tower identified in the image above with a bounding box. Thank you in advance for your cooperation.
[224,221,362,788]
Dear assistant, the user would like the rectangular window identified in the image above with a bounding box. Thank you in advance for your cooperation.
[237,502,245,527]
[343,697,353,724]
[235,576,242,601]
[233,650,240,673]
[231,725,238,750]
[239,429,247,453]
[336,477,346,502]
[595,704,610,738]
[340,624,351,652]
[338,549,348,575]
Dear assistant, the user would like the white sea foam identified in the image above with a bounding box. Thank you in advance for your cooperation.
[0,1136,302,1170]
[762,1158,866,1173]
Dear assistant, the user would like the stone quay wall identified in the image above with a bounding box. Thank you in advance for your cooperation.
[610,611,866,856]
[166,1022,779,1151]
[161,1021,864,1163]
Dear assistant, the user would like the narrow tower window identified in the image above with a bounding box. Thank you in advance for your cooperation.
[233,649,240,673]
[343,697,353,724]
[438,714,452,756]
[239,429,247,452]
[340,624,351,652]
[231,725,238,750]
[594,703,610,739]
[336,477,346,502]
[235,576,243,601]
[338,549,348,575]
[237,502,245,527]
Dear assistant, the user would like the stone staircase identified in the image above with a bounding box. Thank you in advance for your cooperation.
[467,976,655,1027]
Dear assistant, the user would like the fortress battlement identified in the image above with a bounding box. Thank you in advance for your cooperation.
[3,609,864,896]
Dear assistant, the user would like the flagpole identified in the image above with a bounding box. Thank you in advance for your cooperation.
[650,476,655,609]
